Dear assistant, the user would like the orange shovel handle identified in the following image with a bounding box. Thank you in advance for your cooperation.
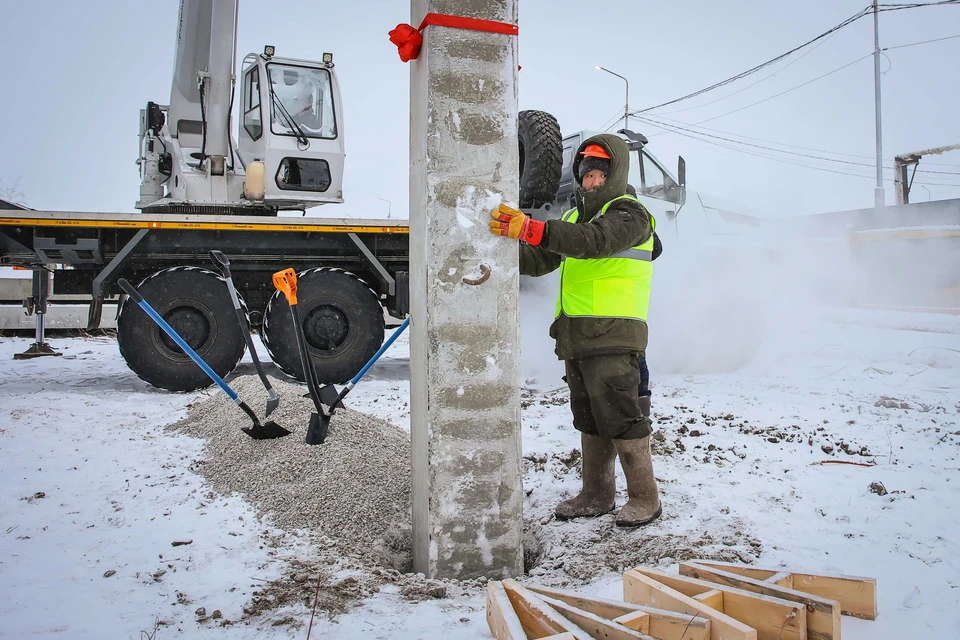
[272,268,298,305]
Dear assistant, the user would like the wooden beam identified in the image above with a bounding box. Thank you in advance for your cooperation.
[612,611,650,634]
[631,567,806,640]
[535,593,657,640]
[693,589,724,610]
[502,579,591,639]
[766,572,794,588]
[680,563,840,640]
[527,584,711,640]
[689,560,877,620]
[487,581,528,640]
[623,570,757,640]
[790,573,877,620]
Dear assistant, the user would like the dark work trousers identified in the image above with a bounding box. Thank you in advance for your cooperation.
[638,354,651,397]
[564,352,653,440]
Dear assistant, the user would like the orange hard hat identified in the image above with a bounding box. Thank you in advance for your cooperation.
[580,144,611,159]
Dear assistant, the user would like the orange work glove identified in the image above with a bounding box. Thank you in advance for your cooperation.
[489,203,546,246]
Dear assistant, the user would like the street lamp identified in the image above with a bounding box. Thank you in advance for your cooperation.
[921,185,931,202]
[375,196,392,219]
[595,65,629,129]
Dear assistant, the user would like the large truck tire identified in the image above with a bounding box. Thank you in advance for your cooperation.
[117,267,247,391]
[518,110,562,209]
[262,268,385,384]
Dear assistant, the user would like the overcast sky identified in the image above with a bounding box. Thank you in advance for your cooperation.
[1,0,958,218]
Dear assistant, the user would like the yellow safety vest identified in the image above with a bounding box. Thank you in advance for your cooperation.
[554,195,656,321]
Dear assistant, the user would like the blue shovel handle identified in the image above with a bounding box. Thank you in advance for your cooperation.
[349,316,410,386]
[118,278,238,402]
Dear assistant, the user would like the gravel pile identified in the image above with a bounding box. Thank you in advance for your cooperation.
[168,374,412,561]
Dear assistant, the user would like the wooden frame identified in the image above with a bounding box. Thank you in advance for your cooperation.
[678,562,841,640]
[627,567,807,640]
[685,560,878,620]
[623,570,758,640]
[526,585,712,640]
[501,579,593,639]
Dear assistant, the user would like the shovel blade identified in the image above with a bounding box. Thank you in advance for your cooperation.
[318,384,343,409]
[265,392,281,418]
[305,412,330,445]
[241,420,292,440]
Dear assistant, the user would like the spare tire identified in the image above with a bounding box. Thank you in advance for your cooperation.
[518,110,562,209]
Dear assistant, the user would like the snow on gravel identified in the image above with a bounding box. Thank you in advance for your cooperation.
[1,304,959,638]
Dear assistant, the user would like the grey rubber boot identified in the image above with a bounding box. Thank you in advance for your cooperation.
[613,436,662,527]
[555,433,617,520]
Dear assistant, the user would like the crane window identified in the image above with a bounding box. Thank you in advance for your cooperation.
[267,64,337,140]
[275,158,332,192]
[243,67,262,140]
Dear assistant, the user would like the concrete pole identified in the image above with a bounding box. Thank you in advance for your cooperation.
[872,0,885,208]
[408,0,523,579]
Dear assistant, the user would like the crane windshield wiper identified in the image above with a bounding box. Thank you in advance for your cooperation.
[271,91,310,147]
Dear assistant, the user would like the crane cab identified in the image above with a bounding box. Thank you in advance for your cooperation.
[238,49,345,209]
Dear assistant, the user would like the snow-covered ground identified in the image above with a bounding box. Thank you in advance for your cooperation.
[1,304,958,639]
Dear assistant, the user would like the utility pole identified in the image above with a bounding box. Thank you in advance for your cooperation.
[873,0,885,208]
[596,66,629,130]
[408,0,523,579]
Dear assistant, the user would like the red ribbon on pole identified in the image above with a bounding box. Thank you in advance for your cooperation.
[389,13,519,62]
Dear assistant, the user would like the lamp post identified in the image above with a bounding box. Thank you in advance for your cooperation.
[375,196,392,219]
[595,65,629,129]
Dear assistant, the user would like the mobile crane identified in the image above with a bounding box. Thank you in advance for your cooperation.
[0,0,410,391]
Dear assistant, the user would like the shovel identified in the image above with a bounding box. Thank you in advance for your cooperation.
[209,250,280,417]
[272,269,330,445]
[118,278,291,440]
[318,316,410,412]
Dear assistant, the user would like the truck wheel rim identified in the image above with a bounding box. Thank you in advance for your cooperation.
[159,305,211,354]
[303,304,348,352]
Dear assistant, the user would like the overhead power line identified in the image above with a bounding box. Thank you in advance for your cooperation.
[636,53,873,128]
[636,0,960,114]
[634,115,960,187]
[637,114,960,177]
[641,113,960,168]
[882,32,960,50]
[652,30,840,116]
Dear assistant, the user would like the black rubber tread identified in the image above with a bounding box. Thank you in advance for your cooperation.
[261,268,385,384]
[518,109,563,209]
[117,266,247,392]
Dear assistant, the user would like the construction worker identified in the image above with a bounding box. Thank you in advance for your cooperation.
[490,134,661,527]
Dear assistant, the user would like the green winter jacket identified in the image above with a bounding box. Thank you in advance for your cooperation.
[520,133,652,361]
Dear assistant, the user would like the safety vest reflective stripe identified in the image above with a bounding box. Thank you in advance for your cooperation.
[555,194,655,321]
[610,247,653,261]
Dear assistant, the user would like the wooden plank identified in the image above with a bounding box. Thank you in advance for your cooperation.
[525,585,646,620]
[792,573,877,620]
[487,581,529,640]
[693,589,724,610]
[535,593,657,640]
[612,611,650,634]
[527,584,711,640]
[502,579,591,639]
[690,560,877,620]
[681,563,840,640]
[623,570,756,640]
[687,560,781,582]
[766,572,795,588]
[632,567,806,640]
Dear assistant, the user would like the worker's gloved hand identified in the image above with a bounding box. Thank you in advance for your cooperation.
[489,204,545,246]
